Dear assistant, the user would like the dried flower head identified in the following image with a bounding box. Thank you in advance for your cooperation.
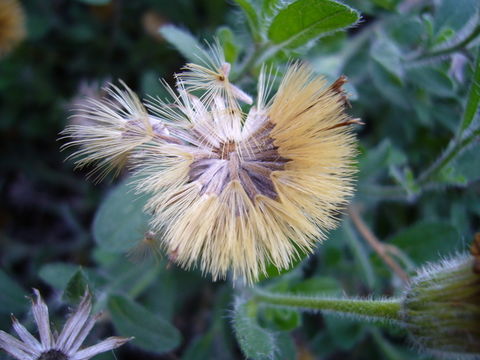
[0,290,131,360]
[401,252,480,359]
[0,0,25,57]
[62,51,360,284]
[61,82,170,182]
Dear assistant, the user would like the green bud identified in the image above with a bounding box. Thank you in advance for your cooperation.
[401,254,480,359]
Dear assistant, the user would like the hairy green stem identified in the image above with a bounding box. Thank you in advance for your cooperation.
[254,289,402,323]
[411,24,480,62]
[417,129,479,185]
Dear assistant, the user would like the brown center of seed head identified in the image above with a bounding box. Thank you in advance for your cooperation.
[189,120,290,202]
[37,350,68,360]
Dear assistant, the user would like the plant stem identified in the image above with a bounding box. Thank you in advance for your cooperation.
[417,129,479,185]
[254,289,402,323]
[411,24,480,62]
[349,206,410,283]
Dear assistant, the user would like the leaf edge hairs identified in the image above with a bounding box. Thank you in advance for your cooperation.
[0,290,132,360]
[61,49,361,284]
[0,0,26,58]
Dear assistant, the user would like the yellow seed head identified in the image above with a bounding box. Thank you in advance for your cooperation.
[62,51,360,284]
[133,63,359,284]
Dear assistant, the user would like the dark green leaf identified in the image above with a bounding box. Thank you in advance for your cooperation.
[408,67,455,98]
[263,307,301,331]
[159,25,206,63]
[93,179,151,253]
[461,47,480,131]
[233,0,262,42]
[63,269,89,305]
[108,294,181,353]
[388,222,460,264]
[268,0,360,49]
[0,270,27,314]
[182,332,214,360]
[39,262,79,290]
[324,317,366,350]
[233,301,276,360]
[449,143,480,183]
[371,36,404,80]
[434,0,479,34]
[216,27,239,64]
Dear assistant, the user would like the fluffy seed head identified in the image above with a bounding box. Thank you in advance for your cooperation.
[134,63,359,284]
[61,82,170,182]
[62,50,360,284]
[0,0,25,57]
[401,252,480,359]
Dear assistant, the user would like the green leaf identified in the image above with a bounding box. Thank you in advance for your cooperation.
[39,262,79,290]
[108,294,181,354]
[433,0,479,34]
[182,332,214,360]
[233,0,262,42]
[408,67,454,98]
[268,0,360,49]
[359,139,406,180]
[159,25,206,63]
[371,36,404,80]
[0,270,28,314]
[324,317,366,350]
[216,27,239,64]
[388,222,460,264]
[449,143,480,182]
[263,307,301,331]
[289,277,342,296]
[461,47,480,131]
[93,179,151,253]
[233,301,276,360]
[63,269,89,305]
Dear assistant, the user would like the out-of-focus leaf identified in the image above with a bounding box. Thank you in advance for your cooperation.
[108,294,181,354]
[324,316,366,350]
[233,0,261,41]
[262,0,281,17]
[276,332,296,360]
[359,140,406,180]
[447,143,480,183]
[371,36,404,80]
[369,61,409,108]
[388,222,460,264]
[461,47,480,131]
[63,269,89,305]
[159,25,206,63]
[0,270,27,314]
[408,67,455,97]
[233,301,275,360]
[40,263,106,292]
[39,262,79,290]
[182,332,214,360]
[263,307,301,331]
[433,0,479,34]
[93,179,150,253]
[371,0,400,11]
[268,0,360,49]
[289,277,342,295]
[216,26,239,64]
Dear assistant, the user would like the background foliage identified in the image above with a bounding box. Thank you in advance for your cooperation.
[1,0,479,359]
